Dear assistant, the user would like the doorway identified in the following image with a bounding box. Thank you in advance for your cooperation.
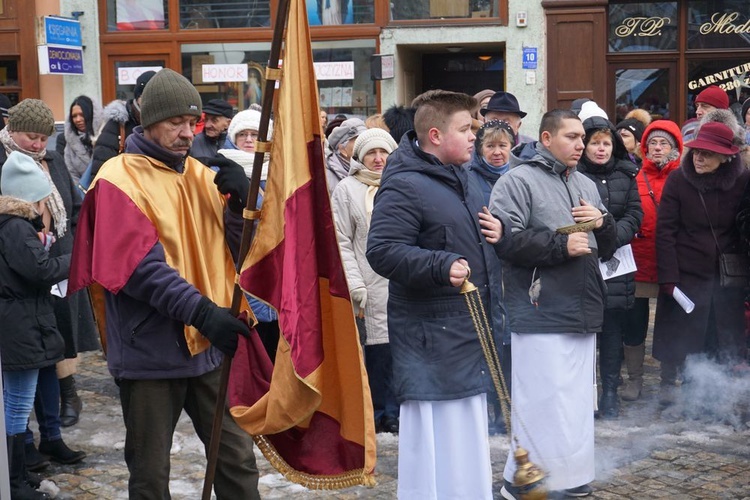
[421,51,505,95]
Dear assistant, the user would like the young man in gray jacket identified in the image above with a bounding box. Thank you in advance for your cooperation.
[490,109,616,499]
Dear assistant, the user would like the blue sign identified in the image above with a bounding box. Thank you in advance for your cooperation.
[44,16,82,47]
[522,47,538,70]
[40,46,84,75]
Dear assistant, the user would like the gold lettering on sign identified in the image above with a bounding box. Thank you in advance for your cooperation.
[699,12,750,35]
[615,17,671,37]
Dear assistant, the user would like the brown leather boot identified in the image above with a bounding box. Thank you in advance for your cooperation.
[621,343,645,401]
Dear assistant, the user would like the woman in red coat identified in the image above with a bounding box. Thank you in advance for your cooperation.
[653,122,750,405]
[621,120,683,402]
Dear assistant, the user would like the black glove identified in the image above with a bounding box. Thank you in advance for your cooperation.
[191,296,250,357]
[210,156,250,215]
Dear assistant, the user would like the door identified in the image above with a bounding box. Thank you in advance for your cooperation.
[102,51,174,104]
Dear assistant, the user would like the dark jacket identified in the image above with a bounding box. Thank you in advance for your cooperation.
[578,117,643,310]
[97,128,241,379]
[191,131,227,159]
[653,151,750,364]
[90,99,139,176]
[0,196,67,370]
[0,149,98,356]
[366,131,505,403]
[489,141,617,334]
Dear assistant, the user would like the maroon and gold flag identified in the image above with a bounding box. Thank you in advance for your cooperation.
[227,0,376,488]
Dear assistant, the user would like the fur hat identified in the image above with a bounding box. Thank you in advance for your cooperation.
[8,99,55,137]
[329,118,366,151]
[353,127,398,161]
[578,101,608,123]
[695,85,729,110]
[624,108,652,127]
[382,105,416,143]
[227,109,272,144]
[0,151,51,203]
[140,69,202,129]
[615,118,646,143]
[684,122,739,155]
[134,70,156,100]
[645,128,678,150]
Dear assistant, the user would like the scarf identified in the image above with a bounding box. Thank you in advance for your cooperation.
[647,148,680,170]
[352,163,381,223]
[217,145,270,181]
[0,128,68,238]
[126,126,186,172]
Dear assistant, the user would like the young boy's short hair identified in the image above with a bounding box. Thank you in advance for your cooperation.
[412,90,477,144]
[539,109,580,138]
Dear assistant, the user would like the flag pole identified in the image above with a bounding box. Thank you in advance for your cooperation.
[201,0,292,497]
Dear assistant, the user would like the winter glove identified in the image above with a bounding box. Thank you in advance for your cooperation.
[350,287,368,310]
[210,156,250,215]
[191,296,250,357]
[659,283,676,296]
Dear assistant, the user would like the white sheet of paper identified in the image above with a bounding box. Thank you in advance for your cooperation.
[51,279,68,298]
[599,244,637,281]
[672,286,695,314]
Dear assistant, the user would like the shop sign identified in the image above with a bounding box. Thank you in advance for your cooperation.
[614,16,671,38]
[41,16,82,47]
[202,64,248,83]
[313,61,354,81]
[699,12,750,35]
[370,54,394,80]
[687,62,750,91]
[118,66,163,85]
[37,45,84,75]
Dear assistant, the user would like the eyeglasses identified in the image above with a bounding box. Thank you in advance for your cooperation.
[647,140,672,148]
[236,131,259,141]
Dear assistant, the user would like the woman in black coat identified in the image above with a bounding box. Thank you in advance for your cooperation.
[578,116,643,419]
[654,121,750,405]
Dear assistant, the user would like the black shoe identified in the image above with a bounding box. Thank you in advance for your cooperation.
[59,375,82,427]
[500,479,520,500]
[38,439,86,464]
[598,388,620,420]
[25,469,42,489]
[24,442,50,472]
[381,416,399,434]
[565,484,593,497]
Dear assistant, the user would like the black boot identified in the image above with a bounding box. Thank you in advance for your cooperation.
[598,331,622,419]
[59,375,82,427]
[38,438,86,464]
[24,441,50,472]
[7,433,50,500]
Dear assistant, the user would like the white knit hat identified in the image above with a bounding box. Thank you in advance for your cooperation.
[353,128,398,161]
[227,109,273,145]
[578,101,608,123]
[1,151,51,203]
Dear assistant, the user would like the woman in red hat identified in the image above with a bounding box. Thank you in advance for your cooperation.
[653,122,750,405]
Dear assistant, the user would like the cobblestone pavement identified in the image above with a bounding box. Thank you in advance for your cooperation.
[34,344,750,499]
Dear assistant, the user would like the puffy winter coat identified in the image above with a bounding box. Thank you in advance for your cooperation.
[366,131,505,402]
[0,196,68,370]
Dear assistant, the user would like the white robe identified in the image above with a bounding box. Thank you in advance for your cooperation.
[398,394,493,499]
[503,332,596,491]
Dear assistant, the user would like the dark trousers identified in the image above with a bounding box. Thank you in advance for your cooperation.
[623,297,650,347]
[118,368,260,500]
[600,309,626,388]
[364,343,398,421]
[26,364,62,444]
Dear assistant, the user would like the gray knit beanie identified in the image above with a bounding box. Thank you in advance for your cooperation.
[140,69,202,129]
[645,129,677,149]
[8,99,55,136]
[1,151,52,203]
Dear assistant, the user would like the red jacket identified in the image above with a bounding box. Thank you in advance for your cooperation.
[632,120,683,283]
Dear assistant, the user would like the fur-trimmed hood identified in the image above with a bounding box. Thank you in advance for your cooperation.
[0,195,39,220]
[101,99,130,125]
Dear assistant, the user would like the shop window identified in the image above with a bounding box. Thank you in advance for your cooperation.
[114,60,166,100]
[107,0,168,31]
[608,2,678,52]
[306,0,374,25]
[0,58,20,107]
[687,59,749,119]
[180,0,271,29]
[687,0,750,50]
[390,0,498,21]
[613,67,672,122]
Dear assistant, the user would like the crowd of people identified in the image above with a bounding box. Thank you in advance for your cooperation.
[1,71,750,500]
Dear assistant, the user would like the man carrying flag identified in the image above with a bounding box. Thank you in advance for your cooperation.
[68,68,260,499]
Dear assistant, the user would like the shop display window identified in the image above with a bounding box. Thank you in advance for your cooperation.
[613,67,671,122]
[687,0,750,50]
[687,59,749,119]
[107,0,168,31]
[608,2,678,52]
[390,0,498,21]
[306,0,374,25]
[113,60,166,100]
[180,0,271,29]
